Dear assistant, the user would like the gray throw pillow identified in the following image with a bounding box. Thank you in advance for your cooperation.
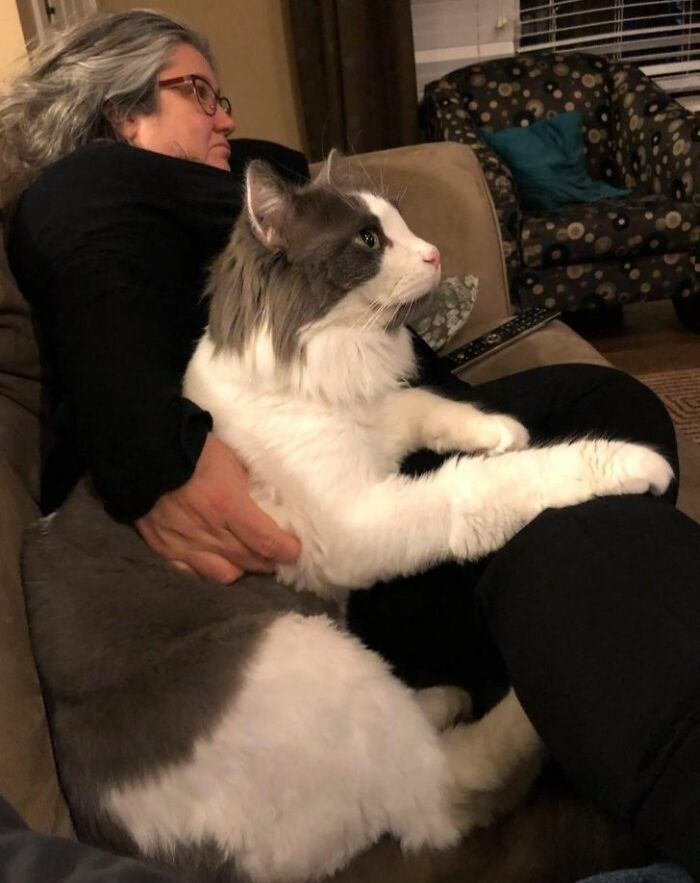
[411,275,478,351]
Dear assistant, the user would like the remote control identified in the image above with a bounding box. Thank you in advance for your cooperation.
[446,305,561,371]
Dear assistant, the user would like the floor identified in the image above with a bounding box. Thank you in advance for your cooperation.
[587,301,700,376]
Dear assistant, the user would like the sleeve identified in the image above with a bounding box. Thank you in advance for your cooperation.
[12,146,213,521]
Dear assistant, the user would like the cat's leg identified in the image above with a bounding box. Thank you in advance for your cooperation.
[442,688,545,833]
[377,387,529,460]
[312,438,672,588]
[414,686,473,730]
[443,438,674,562]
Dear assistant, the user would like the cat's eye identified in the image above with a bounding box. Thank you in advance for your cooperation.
[355,226,381,251]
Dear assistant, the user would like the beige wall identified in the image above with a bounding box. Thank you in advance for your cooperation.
[100,0,306,152]
[0,0,27,84]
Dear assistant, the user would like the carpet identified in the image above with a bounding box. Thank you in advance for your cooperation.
[637,368,700,446]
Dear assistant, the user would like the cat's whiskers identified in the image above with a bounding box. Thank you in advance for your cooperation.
[329,185,362,213]
[344,298,385,336]
[346,273,424,336]
[344,152,374,194]
[367,298,402,333]
[355,303,385,335]
[394,182,410,207]
[395,298,416,329]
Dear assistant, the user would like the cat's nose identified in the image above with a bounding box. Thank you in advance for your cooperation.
[423,247,441,269]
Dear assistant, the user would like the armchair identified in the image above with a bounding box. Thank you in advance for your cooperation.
[423,51,700,327]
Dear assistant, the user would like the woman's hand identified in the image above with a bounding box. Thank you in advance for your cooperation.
[135,434,300,583]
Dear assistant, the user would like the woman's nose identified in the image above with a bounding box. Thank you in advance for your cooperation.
[423,246,441,269]
[216,106,236,136]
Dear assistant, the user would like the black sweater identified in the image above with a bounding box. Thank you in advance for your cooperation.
[8,139,309,520]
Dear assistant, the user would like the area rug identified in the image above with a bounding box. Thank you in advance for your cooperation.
[637,368,700,446]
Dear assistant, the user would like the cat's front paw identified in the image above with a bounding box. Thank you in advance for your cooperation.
[423,401,528,456]
[612,443,674,496]
[480,414,530,456]
[414,686,473,731]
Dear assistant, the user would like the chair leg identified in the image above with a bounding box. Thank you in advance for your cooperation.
[560,304,624,339]
[673,294,700,333]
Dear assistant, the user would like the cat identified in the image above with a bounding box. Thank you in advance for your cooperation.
[185,160,671,597]
[22,157,673,883]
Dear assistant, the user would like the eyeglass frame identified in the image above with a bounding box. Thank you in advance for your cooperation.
[157,74,232,117]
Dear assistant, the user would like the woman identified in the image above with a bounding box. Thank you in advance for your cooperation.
[2,11,306,585]
[2,10,700,883]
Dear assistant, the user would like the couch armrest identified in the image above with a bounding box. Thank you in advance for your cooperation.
[610,63,700,207]
[314,142,512,329]
[0,458,74,838]
[0,224,41,497]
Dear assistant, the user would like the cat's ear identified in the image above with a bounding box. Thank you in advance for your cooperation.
[245,160,293,250]
[313,148,344,188]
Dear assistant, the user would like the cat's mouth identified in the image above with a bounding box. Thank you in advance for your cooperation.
[378,282,439,332]
[396,281,444,328]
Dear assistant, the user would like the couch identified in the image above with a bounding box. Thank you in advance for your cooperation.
[422,52,700,325]
[1,141,699,881]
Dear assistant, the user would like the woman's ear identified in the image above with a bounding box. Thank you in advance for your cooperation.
[105,105,139,144]
[118,116,139,144]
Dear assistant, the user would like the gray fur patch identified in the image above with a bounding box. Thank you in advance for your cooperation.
[205,172,387,363]
[21,480,337,846]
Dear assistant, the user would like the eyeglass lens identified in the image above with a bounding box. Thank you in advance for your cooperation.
[193,77,231,116]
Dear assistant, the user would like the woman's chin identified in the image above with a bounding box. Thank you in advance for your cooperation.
[208,157,231,171]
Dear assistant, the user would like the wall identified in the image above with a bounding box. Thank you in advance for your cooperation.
[0,0,27,83]
[411,0,518,95]
[99,0,306,152]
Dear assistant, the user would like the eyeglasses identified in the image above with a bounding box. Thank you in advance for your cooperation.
[158,74,232,117]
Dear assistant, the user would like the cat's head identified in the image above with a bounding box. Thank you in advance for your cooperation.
[205,155,441,365]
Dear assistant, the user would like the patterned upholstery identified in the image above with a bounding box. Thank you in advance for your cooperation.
[423,51,700,318]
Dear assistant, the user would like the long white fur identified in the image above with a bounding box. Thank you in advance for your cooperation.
[105,185,674,881]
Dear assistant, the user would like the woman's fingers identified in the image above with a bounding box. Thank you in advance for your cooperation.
[135,434,300,582]
[225,495,301,565]
[139,517,276,577]
[176,550,244,585]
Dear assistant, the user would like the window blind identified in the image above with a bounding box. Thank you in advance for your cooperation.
[518,0,700,110]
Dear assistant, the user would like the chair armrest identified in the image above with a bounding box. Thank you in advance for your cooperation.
[422,78,523,293]
[314,143,512,326]
[610,63,700,207]
[0,226,41,496]
[0,455,74,838]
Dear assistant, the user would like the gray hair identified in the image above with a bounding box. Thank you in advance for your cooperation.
[0,9,215,178]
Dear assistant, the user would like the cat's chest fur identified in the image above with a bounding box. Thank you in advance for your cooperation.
[186,325,413,497]
[184,322,421,593]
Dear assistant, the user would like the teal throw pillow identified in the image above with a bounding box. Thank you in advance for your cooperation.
[479,111,629,211]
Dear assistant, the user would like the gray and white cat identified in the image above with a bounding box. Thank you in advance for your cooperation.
[23,158,672,883]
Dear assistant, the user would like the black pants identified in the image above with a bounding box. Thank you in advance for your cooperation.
[347,363,700,874]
